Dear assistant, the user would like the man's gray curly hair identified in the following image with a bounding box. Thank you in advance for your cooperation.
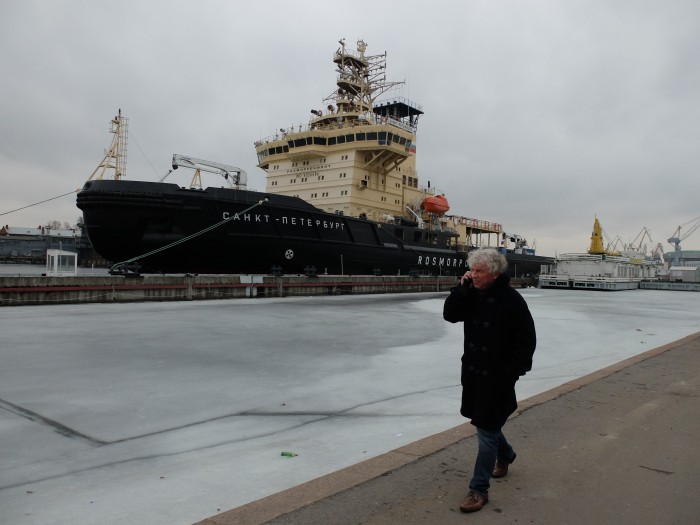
[467,248,508,275]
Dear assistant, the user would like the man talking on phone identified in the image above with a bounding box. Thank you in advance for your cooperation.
[443,248,536,512]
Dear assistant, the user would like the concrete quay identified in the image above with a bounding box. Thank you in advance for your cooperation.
[201,332,700,525]
[0,274,463,306]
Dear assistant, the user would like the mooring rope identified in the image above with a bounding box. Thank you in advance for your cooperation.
[0,190,79,218]
[110,198,268,272]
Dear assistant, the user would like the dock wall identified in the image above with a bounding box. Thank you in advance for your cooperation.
[640,281,700,292]
[0,274,484,307]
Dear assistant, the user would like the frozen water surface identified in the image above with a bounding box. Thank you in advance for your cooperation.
[1,289,699,524]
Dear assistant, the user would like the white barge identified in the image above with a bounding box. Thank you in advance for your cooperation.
[539,218,661,291]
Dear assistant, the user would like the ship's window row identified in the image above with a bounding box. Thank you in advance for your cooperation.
[259,133,412,159]
[285,190,404,202]
[276,175,416,189]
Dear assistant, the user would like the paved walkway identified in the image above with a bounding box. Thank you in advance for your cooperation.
[197,331,700,525]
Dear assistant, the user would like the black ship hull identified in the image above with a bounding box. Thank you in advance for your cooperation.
[77,180,551,276]
[77,180,473,276]
[503,251,553,277]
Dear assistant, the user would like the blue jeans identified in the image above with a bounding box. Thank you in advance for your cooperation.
[469,427,515,495]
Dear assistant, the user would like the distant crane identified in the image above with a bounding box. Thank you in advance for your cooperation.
[625,226,653,254]
[651,242,665,264]
[667,216,700,266]
[606,235,624,255]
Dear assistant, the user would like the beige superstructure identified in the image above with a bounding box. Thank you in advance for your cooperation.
[254,39,502,252]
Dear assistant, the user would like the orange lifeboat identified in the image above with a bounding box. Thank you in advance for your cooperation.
[420,195,450,215]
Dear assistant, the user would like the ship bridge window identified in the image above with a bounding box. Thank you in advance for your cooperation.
[329,137,337,145]
[387,132,393,143]
[399,137,406,146]
[337,135,346,144]
[392,134,400,144]
[345,134,355,142]
[294,138,306,147]
[314,137,326,145]
[356,132,366,141]
[378,131,387,145]
[367,132,377,141]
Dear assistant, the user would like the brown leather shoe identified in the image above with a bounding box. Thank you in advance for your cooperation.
[493,458,510,478]
[460,490,488,513]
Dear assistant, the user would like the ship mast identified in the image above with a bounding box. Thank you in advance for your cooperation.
[88,109,128,181]
[329,39,404,115]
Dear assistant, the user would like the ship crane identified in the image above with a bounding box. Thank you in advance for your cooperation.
[171,154,248,190]
[502,232,529,250]
[667,215,700,266]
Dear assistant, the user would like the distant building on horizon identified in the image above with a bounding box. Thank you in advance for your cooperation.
[1,223,108,267]
[664,250,700,268]
[1,224,81,264]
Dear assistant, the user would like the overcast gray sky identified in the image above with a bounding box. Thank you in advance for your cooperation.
[1,0,698,257]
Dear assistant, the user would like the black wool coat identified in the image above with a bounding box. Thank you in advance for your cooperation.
[443,273,536,430]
